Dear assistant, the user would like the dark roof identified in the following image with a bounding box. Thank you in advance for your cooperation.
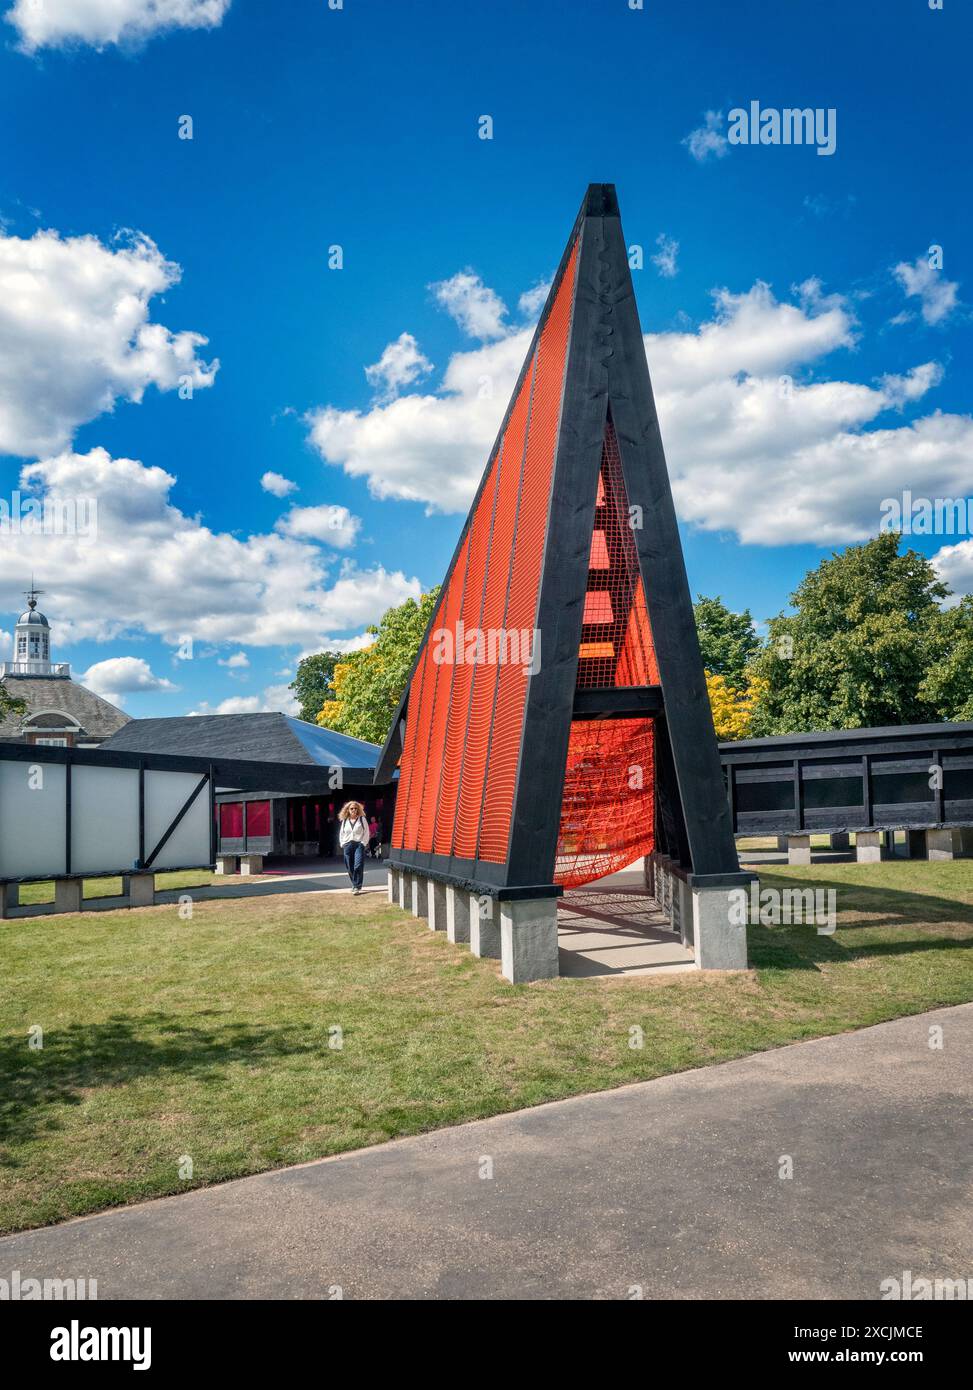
[720,720,973,754]
[0,674,130,741]
[102,712,383,774]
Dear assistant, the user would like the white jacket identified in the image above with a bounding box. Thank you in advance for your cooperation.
[339,815,370,847]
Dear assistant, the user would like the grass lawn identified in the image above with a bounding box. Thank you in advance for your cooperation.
[2,859,973,1234]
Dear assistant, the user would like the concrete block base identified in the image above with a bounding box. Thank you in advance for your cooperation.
[54,879,83,914]
[239,855,263,876]
[387,867,398,903]
[500,896,559,983]
[469,894,501,959]
[0,882,18,918]
[127,872,155,908]
[787,834,812,866]
[926,828,962,861]
[445,884,470,943]
[410,874,428,918]
[398,872,409,911]
[693,886,749,971]
[427,880,447,932]
[855,831,883,863]
[214,855,238,876]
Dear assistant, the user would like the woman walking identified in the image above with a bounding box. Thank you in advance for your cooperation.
[339,800,370,894]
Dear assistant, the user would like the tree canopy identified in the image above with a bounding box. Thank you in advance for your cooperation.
[693,594,760,688]
[289,650,342,724]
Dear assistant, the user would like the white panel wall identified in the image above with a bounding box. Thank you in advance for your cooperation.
[0,760,67,879]
[71,765,140,874]
[144,770,211,871]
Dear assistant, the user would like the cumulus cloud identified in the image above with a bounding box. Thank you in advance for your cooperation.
[364,332,432,400]
[260,471,298,498]
[933,540,973,600]
[6,0,231,52]
[430,270,508,340]
[218,651,249,668]
[517,281,551,318]
[652,234,679,278]
[79,655,176,707]
[0,228,217,457]
[683,110,729,163]
[1,448,420,650]
[893,253,960,326]
[191,683,300,717]
[275,503,361,549]
[306,271,973,563]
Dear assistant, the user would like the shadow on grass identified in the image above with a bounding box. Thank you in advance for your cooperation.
[748,876,973,973]
[0,1012,332,1162]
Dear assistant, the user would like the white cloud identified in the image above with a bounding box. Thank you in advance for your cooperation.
[0,228,217,457]
[364,332,432,400]
[79,655,176,707]
[893,254,960,326]
[683,110,729,163]
[430,270,508,340]
[191,683,299,717]
[306,271,973,569]
[218,651,249,668]
[517,281,551,318]
[0,448,421,650]
[933,540,973,600]
[7,0,231,52]
[275,503,361,549]
[652,234,679,279]
[260,471,298,498]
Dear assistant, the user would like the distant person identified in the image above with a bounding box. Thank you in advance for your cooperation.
[368,815,381,858]
[338,801,370,894]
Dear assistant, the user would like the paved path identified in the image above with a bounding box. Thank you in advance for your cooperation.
[3,1005,971,1300]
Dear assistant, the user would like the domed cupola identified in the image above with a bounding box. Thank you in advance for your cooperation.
[12,583,53,674]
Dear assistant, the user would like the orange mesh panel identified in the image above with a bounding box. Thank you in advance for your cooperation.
[429,451,502,854]
[399,637,439,851]
[476,239,579,862]
[415,531,470,852]
[391,638,428,850]
[554,718,655,888]
[576,415,659,691]
[452,365,534,859]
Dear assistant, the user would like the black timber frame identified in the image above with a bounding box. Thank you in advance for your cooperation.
[719,722,973,836]
[384,185,747,896]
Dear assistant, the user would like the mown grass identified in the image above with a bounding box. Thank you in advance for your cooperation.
[2,859,972,1234]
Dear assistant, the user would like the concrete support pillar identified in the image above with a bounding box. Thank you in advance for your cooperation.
[0,882,19,918]
[775,836,789,852]
[855,830,883,863]
[214,855,238,875]
[387,867,398,903]
[54,879,83,914]
[427,880,447,932]
[692,885,749,971]
[926,828,962,861]
[787,833,812,866]
[674,875,694,950]
[905,830,927,859]
[239,855,263,876]
[830,832,850,851]
[469,892,501,959]
[960,829,973,858]
[398,872,410,911]
[500,896,559,983]
[127,872,155,908]
[445,884,470,944]
[410,874,428,918]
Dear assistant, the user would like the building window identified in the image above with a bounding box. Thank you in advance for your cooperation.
[246,800,271,837]
[220,802,244,838]
[34,737,68,746]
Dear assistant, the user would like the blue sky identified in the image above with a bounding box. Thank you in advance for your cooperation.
[0,0,969,718]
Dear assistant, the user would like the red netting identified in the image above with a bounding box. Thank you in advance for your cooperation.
[554,718,654,888]
[576,415,658,690]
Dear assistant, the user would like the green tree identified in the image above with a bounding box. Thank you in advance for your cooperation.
[289,650,342,723]
[749,531,953,735]
[315,586,441,745]
[918,594,973,721]
[693,594,760,688]
[0,681,26,723]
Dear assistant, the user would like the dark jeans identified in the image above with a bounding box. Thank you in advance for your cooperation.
[343,840,365,889]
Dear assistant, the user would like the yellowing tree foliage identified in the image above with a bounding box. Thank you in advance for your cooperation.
[706,669,767,741]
